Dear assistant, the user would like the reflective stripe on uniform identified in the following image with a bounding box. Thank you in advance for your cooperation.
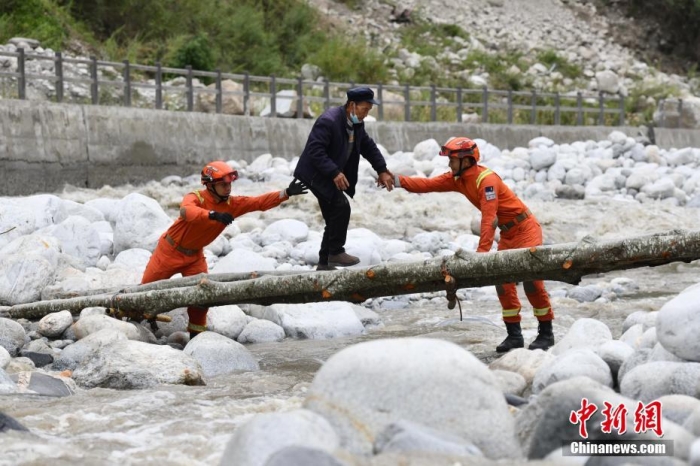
[476,169,494,189]
[187,323,207,332]
[533,307,551,317]
[192,190,205,204]
[501,308,521,318]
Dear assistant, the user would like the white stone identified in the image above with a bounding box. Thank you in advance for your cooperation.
[550,318,612,356]
[657,284,700,362]
[184,331,259,377]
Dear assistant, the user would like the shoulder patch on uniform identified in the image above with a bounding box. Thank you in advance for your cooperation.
[484,185,496,201]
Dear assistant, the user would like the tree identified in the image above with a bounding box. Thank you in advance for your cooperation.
[3,229,700,321]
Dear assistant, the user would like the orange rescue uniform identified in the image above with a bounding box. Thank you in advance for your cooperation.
[142,188,289,333]
[398,165,553,324]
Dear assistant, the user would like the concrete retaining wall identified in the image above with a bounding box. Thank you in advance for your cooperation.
[2,99,700,196]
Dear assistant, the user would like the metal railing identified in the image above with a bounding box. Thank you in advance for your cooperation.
[0,49,677,127]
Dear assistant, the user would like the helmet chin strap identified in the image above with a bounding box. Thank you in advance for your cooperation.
[454,158,470,178]
[207,183,229,202]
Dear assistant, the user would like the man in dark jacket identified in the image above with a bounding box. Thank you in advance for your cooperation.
[294,87,394,270]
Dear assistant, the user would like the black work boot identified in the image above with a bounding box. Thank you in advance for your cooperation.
[529,320,555,351]
[496,322,524,353]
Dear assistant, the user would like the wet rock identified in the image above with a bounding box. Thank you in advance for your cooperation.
[620,361,700,402]
[374,419,483,458]
[550,318,612,356]
[264,446,345,466]
[0,318,28,356]
[10,371,74,397]
[0,411,29,432]
[220,409,338,466]
[72,339,204,389]
[657,284,700,362]
[237,319,285,344]
[304,338,521,459]
[19,351,54,368]
[532,348,613,394]
[183,331,259,377]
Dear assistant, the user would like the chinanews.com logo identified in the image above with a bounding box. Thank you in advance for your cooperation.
[563,398,674,457]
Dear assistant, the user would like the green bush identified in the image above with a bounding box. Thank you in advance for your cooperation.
[168,35,215,72]
[309,36,388,83]
[0,0,75,50]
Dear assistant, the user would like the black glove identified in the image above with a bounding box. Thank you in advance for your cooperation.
[285,178,309,197]
[209,210,234,225]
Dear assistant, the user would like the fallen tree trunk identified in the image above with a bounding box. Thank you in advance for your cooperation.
[4,229,700,321]
[42,270,316,300]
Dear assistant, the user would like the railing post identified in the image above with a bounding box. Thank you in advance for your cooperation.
[186,66,193,112]
[576,92,583,125]
[215,69,222,114]
[618,92,625,126]
[17,48,26,100]
[90,56,98,105]
[377,83,384,121]
[296,76,304,119]
[481,86,488,123]
[554,92,561,125]
[677,99,683,128]
[507,89,513,124]
[323,79,330,111]
[243,72,250,116]
[530,90,537,124]
[404,84,410,122]
[598,92,605,125]
[430,84,437,122]
[55,51,64,103]
[456,87,463,122]
[270,74,276,118]
[155,62,162,110]
[123,60,131,107]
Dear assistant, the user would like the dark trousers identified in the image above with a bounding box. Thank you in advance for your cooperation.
[311,188,351,265]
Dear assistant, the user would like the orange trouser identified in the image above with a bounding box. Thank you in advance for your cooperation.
[141,236,208,334]
[495,217,554,324]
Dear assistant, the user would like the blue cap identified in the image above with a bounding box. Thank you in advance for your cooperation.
[346,86,380,105]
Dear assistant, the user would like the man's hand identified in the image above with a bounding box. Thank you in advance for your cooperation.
[286,178,309,197]
[209,211,234,225]
[333,173,350,191]
[377,170,395,191]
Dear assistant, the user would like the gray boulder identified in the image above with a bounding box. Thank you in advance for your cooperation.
[0,318,28,356]
[374,420,483,458]
[657,284,700,362]
[303,338,521,459]
[52,328,127,371]
[237,319,285,344]
[620,362,700,401]
[38,310,73,338]
[183,331,259,377]
[219,409,339,466]
[550,318,612,356]
[72,339,204,389]
[532,348,613,394]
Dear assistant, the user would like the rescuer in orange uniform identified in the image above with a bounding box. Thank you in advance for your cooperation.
[141,161,308,338]
[393,137,554,352]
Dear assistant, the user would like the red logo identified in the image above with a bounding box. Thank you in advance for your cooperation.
[570,399,664,439]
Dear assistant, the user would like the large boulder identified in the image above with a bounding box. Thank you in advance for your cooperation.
[303,338,521,459]
[657,284,700,362]
[183,331,259,377]
[112,193,171,254]
[219,409,339,466]
[0,318,27,356]
[72,340,204,388]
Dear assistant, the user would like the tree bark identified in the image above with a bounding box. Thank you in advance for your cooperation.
[3,229,700,321]
[42,270,315,300]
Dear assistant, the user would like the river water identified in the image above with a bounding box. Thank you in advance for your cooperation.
[1,186,699,465]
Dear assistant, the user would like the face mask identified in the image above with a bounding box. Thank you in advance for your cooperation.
[350,103,360,124]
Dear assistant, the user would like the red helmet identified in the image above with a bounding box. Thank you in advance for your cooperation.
[201,161,238,185]
[439,137,480,162]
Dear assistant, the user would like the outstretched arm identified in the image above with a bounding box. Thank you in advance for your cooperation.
[396,172,457,194]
